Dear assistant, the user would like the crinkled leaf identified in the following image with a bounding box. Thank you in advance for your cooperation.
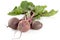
[8,7,23,16]
[8,1,57,18]
[34,5,47,15]
[33,15,41,20]
[20,1,28,11]
[20,1,35,12]
[28,2,35,10]
[41,9,57,17]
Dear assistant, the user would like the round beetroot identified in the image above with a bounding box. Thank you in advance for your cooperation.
[31,21,43,30]
[8,18,19,30]
[17,20,30,32]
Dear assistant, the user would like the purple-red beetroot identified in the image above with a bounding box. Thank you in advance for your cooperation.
[8,18,19,30]
[31,21,42,30]
[8,12,43,32]
[17,20,30,32]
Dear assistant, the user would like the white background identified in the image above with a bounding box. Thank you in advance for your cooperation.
[0,0,60,40]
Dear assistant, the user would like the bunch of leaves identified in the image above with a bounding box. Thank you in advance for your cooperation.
[33,6,57,19]
[8,1,57,20]
[8,1,35,16]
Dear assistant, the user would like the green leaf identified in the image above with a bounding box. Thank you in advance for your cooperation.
[8,7,23,16]
[33,15,41,20]
[13,6,17,10]
[8,1,57,18]
[48,9,57,16]
[41,9,57,17]
[28,2,35,10]
[20,1,35,11]
[8,1,35,16]
[20,1,28,12]
[34,5,47,15]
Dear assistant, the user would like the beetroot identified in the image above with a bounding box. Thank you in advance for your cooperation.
[8,18,19,30]
[8,11,43,32]
[31,21,42,30]
[17,20,30,32]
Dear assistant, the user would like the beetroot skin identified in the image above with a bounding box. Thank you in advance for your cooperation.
[17,20,30,32]
[8,18,19,30]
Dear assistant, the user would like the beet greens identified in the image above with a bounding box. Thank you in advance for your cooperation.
[8,1,57,32]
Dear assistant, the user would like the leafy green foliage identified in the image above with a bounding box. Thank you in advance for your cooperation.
[34,5,47,15]
[33,15,41,20]
[8,6,23,16]
[28,2,35,10]
[35,6,46,14]
[8,1,35,16]
[20,1,28,12]
[8,1,57,20]
[41,9,57,17]
[20,1,35,12]
[33,9,57,19]
[33,5,47,19]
